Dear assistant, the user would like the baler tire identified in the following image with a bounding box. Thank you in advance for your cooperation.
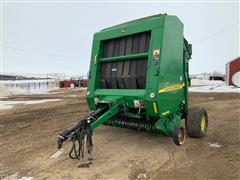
[186,107,208,138]
[172,127,185,146]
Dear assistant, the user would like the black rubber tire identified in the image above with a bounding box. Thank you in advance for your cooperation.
[172,126,185,146]
[186,107,208,138]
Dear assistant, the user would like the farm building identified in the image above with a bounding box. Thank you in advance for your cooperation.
[225,57,240,87]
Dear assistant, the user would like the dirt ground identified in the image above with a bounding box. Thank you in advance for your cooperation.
[0,89,240,180]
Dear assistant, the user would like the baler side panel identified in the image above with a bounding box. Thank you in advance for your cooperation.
[87,38,102,110]
[157,16,185,116]
[145,28,163,116]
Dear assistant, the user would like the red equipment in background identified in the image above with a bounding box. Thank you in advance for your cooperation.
[59,78,88,88]
[59,80,75,88]
[80,79,88,87]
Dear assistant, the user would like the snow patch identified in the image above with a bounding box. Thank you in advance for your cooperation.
[2,173,33,180]
[191,79,224,86]
[136,173,147,180]
[19,177,33,180]
[50,148,64,159]
[3,173,18,180]
[189,79,240,93]
[1,99,62,110]
[208,142,222,148]
[208,97,215,100]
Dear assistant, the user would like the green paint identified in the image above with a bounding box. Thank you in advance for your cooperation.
[91,104,120,130]
[86,14,192,135]
[100,52,148,62]
[155,115,181,136]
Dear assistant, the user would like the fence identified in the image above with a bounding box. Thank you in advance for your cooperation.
[0,79,60,96]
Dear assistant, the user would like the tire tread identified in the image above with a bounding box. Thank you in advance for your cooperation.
[186,106,208,138]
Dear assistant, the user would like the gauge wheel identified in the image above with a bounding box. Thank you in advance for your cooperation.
[186,107,208,138]
[172,126,185,146]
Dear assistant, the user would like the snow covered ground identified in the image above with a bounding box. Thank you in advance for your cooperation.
[0,99,62,110]
[189,79,239,93]
[1,79,239,96]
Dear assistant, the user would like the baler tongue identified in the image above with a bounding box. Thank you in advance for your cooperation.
[57,96,123,161]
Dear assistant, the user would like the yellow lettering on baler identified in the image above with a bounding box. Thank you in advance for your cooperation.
[159,83,185,93]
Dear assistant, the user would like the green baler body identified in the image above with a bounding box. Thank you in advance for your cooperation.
[86,14,192,135]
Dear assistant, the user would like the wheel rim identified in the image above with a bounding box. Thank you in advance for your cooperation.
[178,127,185,145]
[201,114,206,132]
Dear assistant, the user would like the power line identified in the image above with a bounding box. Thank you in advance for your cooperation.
[193,22,239,45]
[1,22,239,57]
[0,44,89,59]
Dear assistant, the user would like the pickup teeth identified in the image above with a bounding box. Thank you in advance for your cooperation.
[103,116,161,133]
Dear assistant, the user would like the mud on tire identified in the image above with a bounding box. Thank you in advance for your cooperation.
[186,107,208,138]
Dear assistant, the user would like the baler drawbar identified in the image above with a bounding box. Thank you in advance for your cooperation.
[58,14,208,161]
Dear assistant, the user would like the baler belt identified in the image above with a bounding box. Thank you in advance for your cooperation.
[102,31,150,58]
[100,59,147,89]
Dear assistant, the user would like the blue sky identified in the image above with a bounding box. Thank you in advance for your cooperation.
[1,1,239,76]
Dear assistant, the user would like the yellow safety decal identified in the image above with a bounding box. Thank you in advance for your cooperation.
[159,83,185,93]
[162,110,170,116]
[153,102,158,113]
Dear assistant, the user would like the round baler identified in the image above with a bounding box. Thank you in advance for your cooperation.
[58,14,208,161]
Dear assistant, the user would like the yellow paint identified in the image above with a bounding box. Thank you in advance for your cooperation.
[159,83,185,93]
[201,114,206,132]
[162,110,170,116]
[93,54,98,64]
[153,102,158,113]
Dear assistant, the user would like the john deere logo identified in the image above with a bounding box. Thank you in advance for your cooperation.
[121,28,126,33]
